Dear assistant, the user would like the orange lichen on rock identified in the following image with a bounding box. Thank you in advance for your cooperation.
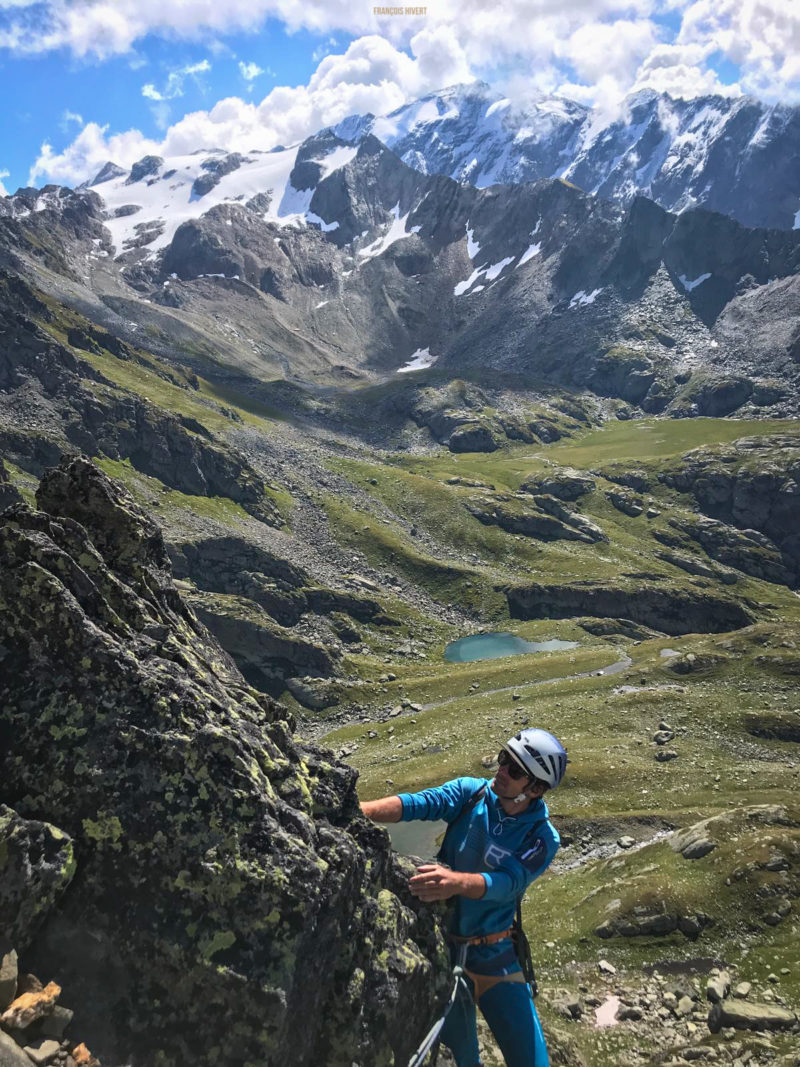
[0,981,61,1029]
[71,1042,100,1066]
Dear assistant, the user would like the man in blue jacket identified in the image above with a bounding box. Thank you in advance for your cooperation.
[361,727,566,1067]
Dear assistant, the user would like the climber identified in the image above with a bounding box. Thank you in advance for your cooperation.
[361,727,566,1067]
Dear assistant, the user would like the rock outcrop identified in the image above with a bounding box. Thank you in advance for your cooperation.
[658,436,800,585]
[467,493,606,544]
[519,468,595,501]
[0,456,449,1066]
[506,580,754,635]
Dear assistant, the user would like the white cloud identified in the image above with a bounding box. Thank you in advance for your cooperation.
[142,58,211,101]
[677,0,800,101]
[311,37,338,64]
[563,19,660,86]
[29,122,161,186]
[238,60,263,81]
[632,42,740,98]
[0,169,9,197]
[21,0,800,189]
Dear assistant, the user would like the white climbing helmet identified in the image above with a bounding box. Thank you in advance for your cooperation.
[504,728,567,789]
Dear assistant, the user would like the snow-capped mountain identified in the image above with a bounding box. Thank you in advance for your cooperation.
[1,127,798,420]
[337,83,800,232]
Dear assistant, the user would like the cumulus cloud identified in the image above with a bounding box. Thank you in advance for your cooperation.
[632,41,740,99]
[29,123,161,186]
[0,169,9,197]
[677,0,799,100]
[20,0,800,188]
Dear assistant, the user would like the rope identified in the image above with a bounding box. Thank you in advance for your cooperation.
[407,946,468,1067]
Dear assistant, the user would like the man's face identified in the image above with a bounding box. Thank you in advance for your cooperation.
[494,749,543,800]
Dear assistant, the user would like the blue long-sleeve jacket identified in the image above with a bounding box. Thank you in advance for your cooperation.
[399,776,559,975]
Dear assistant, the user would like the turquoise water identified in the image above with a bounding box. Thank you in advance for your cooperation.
[444,632,578,663]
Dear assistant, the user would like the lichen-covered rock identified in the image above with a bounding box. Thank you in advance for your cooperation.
[0,459,23,511]
[0,810,75,951]
[0,456,450,1065]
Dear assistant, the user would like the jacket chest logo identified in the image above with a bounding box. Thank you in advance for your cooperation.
[483,842,512,868]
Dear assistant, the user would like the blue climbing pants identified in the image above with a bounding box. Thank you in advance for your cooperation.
[439,972,550,1067]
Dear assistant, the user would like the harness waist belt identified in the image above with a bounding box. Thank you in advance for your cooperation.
[448,926,514,946]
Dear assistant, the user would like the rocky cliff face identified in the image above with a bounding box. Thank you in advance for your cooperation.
[0,456,449,1066]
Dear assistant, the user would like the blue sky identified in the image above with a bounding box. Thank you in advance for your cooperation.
[0,1,797,194]
[0,22,356,191]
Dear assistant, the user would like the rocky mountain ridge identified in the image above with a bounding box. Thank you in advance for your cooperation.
[340,82,800,232]
[1,132,799,423]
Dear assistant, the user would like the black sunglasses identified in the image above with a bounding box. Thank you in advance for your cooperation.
[498,750,530,780]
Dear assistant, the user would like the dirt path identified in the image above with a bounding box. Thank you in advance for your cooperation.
[419,653,634,712]
[311,652,634,742]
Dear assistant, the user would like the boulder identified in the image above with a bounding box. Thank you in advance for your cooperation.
[0,982,60,1029]
[285,676,340,710]
[0,1031,32,1067]
[519,469,595,501]
[0,809,75,950]
[671,824,717,860]
[22,1039,61,1066]
[706,971,731,1004]
[0,947,17,1010]
[448,422,499,453]
[606,490,644,517]
[707,998,797,1033]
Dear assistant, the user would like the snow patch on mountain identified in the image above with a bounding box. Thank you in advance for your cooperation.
[569,288,603,308]
[679,273,711,291]
[466,225,480,259]
[485,256,515,280]
[398,347,435,373]
[517,242,541,266]
[454,266,485,296]
[306,211,339,232]
[358,202,420,261]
